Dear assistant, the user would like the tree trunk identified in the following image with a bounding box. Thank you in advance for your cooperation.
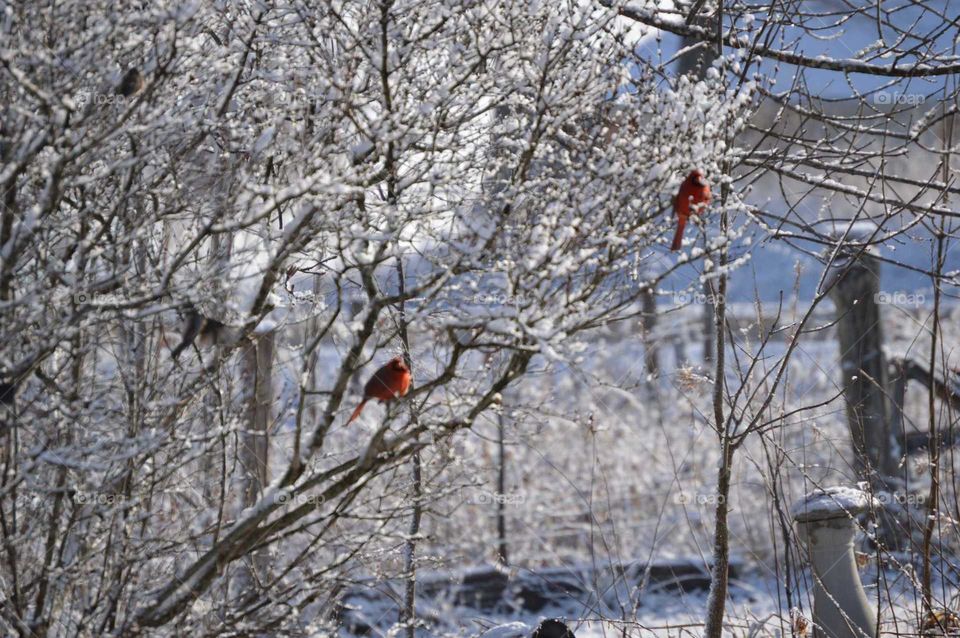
[703,237,730,638]
[703,440,732,638]
[400,449,422,638]
[396,257,422,638]
[702,288,715,365]
[496,410,509,567]
[235,331,274,602]
[641,287,659,380]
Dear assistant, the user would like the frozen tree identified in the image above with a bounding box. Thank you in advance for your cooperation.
[5,0,959,636]
[0,0,750,634]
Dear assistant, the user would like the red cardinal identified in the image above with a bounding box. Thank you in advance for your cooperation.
[670,169,712,251]
[346,356,412,424]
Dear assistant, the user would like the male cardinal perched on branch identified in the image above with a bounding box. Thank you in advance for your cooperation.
[346,356,412,424]
[670,169,712,251]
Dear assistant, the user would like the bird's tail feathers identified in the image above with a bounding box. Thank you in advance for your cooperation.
[170,341,188,361]
[670,217,687,251]
[346,400,367,425]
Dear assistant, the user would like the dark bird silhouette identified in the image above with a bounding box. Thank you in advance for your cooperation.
[116,68,145,97]
[479,618,576,638]
[531,619,576,638]
[0,381,14,406]
[170,306,224,361]
[346,356,412,424]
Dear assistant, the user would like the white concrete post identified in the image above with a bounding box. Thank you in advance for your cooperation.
[793,487,877,638]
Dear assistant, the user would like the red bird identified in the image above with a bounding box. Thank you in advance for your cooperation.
[346,356,412,424]
[670,169,712,251]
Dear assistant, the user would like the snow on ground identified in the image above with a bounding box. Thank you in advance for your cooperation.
[331,562,958,637]
[333,577,779,637]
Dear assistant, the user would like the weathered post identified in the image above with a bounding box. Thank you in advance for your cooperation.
[825,235,898,479]
[793,487,877,638]
[825,230,906,548]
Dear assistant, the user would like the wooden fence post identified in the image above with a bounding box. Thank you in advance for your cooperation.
[826,238,907,549]
[827,243,897,480]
